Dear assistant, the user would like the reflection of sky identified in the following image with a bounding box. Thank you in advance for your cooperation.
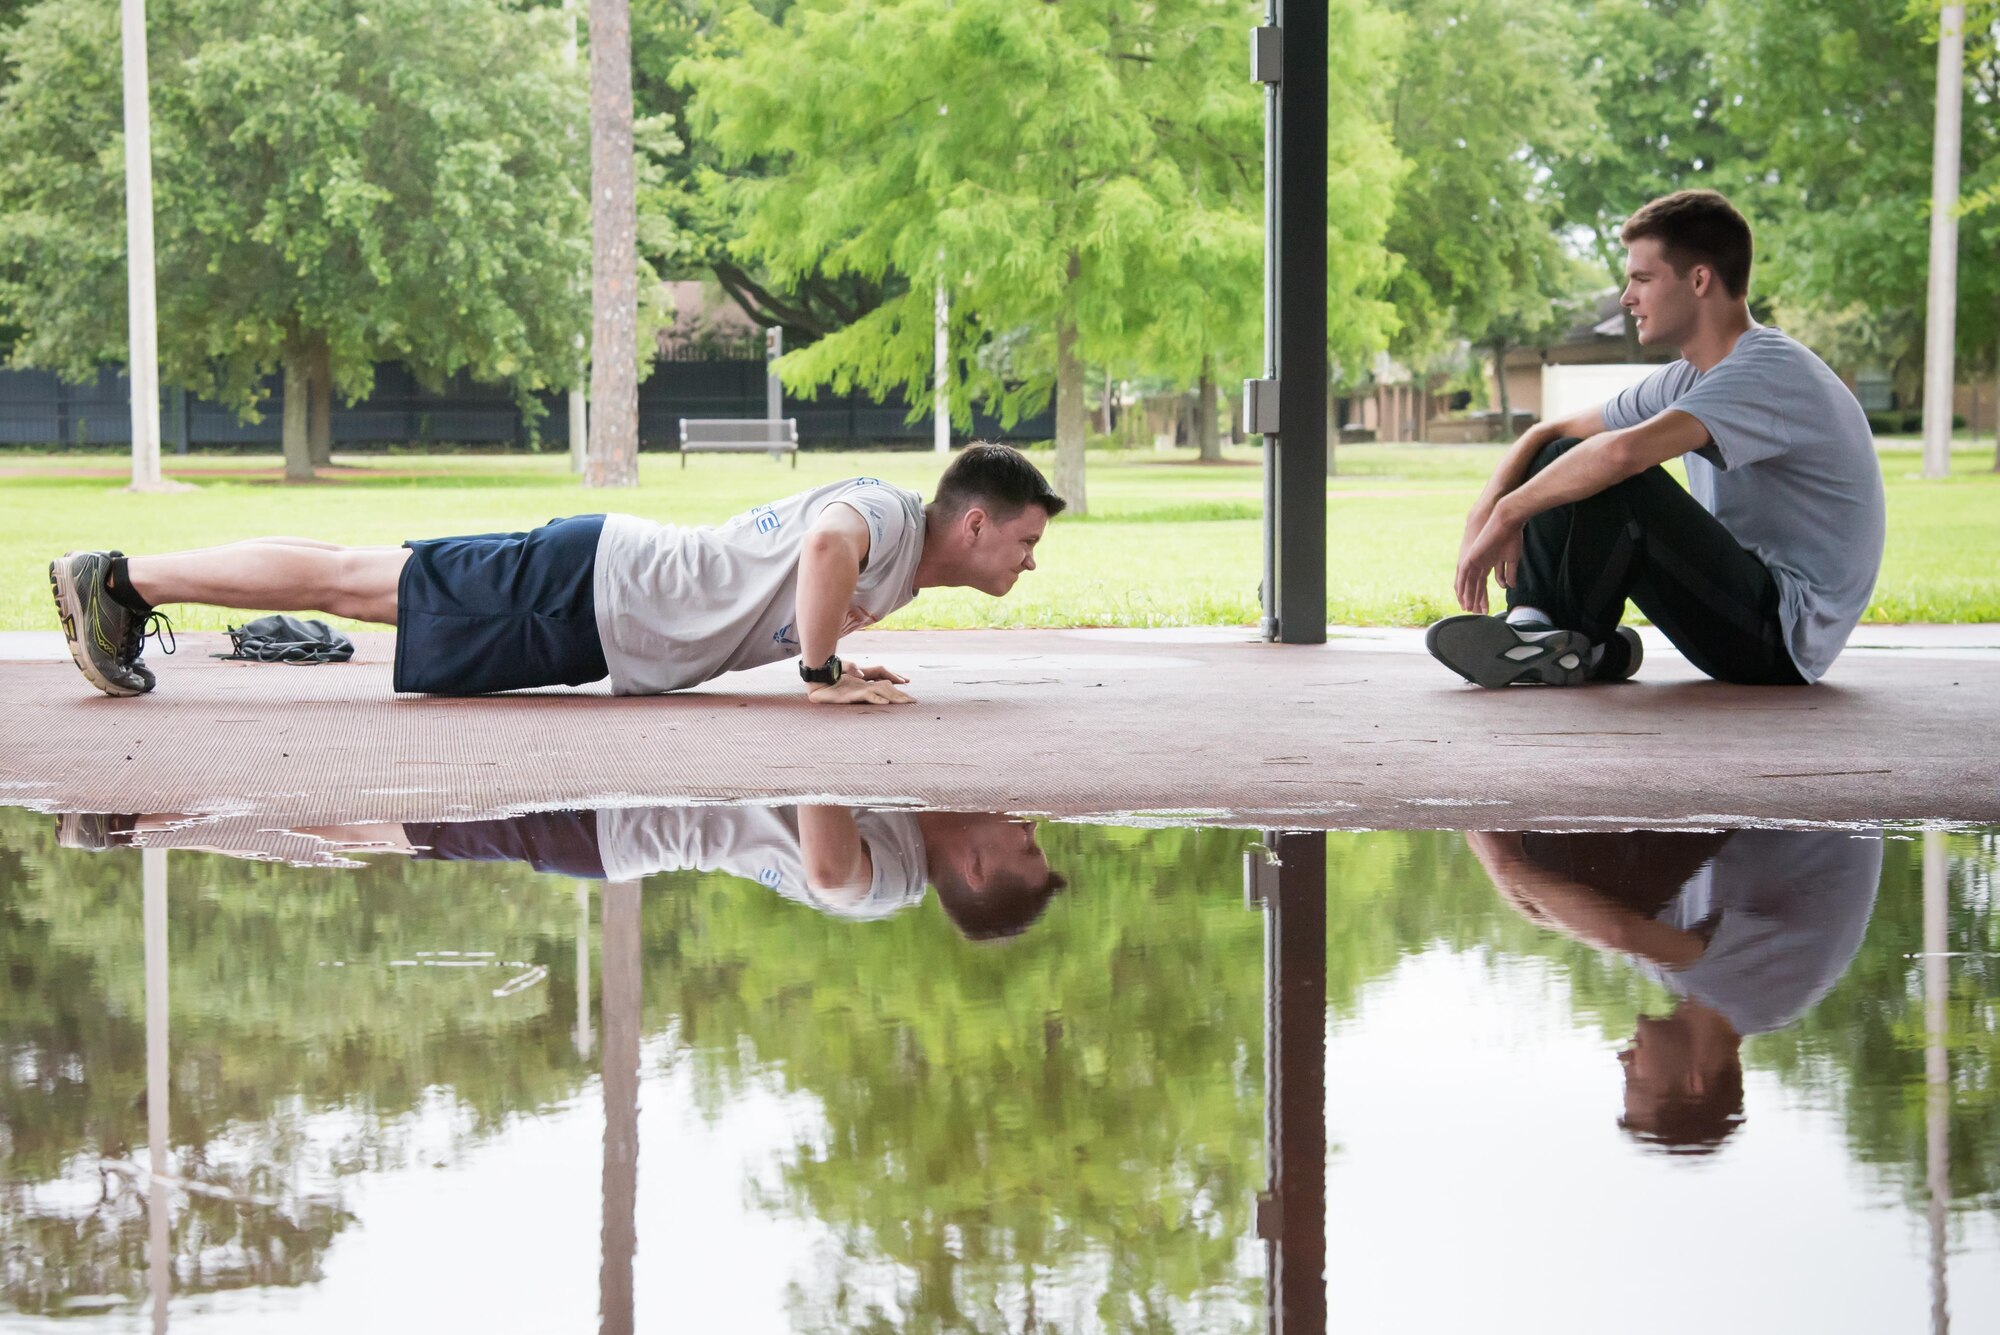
[4,1045,835,1334]
[1325,949,2000,1334]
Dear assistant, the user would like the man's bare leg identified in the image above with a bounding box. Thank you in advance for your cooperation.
[124,541,408,625]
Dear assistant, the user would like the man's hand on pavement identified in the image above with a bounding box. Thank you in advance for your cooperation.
[844,662,910,686]
[808,676,915,706]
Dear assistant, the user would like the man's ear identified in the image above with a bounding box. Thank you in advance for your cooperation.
[963,505,987,542]
[1690,263,1714,297]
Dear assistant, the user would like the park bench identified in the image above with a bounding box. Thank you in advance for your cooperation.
[677,417,799,467]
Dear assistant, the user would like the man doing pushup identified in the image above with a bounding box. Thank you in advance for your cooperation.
[49,443,1065,704]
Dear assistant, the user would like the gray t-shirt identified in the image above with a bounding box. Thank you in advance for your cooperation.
[591,478,927,695]
[596,805,930,920]
[1600,327,1885,681]
[1635,830,1881,1034]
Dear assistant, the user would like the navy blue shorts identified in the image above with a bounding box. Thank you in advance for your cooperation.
[394,515,609,695]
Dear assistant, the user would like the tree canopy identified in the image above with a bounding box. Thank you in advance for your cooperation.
[0,0,595,476]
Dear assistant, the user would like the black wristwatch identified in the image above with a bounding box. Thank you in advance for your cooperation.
[799,653,843,686]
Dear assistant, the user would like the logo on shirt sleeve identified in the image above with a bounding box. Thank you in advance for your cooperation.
[750,504,781,534]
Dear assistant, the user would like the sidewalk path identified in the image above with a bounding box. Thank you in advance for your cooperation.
[2,626,1994,832]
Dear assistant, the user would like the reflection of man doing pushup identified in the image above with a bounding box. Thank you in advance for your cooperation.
[49,443,1065,704]
[1430,190,1885,688]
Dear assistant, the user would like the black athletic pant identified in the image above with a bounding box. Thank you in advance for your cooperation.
[1506,438,1806,685]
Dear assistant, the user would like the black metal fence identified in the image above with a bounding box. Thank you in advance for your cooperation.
[0,358,1054,451]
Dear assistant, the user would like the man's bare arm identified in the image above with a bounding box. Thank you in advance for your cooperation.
[1456,409,1711,612]
[798,805,875,908]
[1492,408,1709,527]
[794,502,913,705]
[1466,831,1707,968]
[1470,406,1611,523]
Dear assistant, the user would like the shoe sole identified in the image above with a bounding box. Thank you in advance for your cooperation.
[49,555,142,697]
[1426,614,1591,689]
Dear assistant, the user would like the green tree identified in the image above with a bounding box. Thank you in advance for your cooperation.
[1710,0,2000,406]
[679,0,1401,512]
[1552,0,1757,347]
[1380,0,1598,428]
[631,0,898,342]
[0,0,593,479]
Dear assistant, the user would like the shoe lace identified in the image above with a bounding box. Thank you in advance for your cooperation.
[118,608,176,665]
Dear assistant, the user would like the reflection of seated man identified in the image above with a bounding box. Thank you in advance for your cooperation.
[1468,829,1881,1150]
[310,806,1064,941]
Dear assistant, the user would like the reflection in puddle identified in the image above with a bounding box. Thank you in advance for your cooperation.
[1,809,1995,1332]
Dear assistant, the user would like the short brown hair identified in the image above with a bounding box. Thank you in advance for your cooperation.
[931,442,1067,520]
[933,864,1068,942]
[1620,190,1754,299]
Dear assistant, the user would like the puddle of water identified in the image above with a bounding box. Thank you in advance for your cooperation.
[0,807,1995,1333]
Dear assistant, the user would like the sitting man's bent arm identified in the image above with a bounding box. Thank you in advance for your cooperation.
[1469,405,1611,524]
[1456,408,1711,614]
[794,502,914,706]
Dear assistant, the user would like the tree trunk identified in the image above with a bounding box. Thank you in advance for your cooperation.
[281,345,314,482]
[1197,356,1222,462]
[1491,339,1512,442]
[585,0,640,488]
[1623,309,1640,361]
[1054,315,1088,514]
[306,335,333,468]
[1992,343,1999,472]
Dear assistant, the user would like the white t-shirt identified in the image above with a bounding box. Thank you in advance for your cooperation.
[591,478,927,695]
[596,805,929,920]
[1600,327,1886,681]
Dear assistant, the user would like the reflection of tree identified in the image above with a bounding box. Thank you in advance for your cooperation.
[4,810,1996,1325]
[0,808,598,1311]
[3,1161,348,1316]
[1753,834,2000,1216]
[644,824,1271,1334]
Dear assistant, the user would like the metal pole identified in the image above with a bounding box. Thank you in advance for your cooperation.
[934,275,951,454]
[1923,831,1951,1334]
[144,847,171,1334]
[598,879,640,1335]
[1249,2,1329,643]
[120,0,164,491]
[766,326,783,423]
[575,882,595,1059]
[1250,830,1327,1334]
[1921,4,1966,480]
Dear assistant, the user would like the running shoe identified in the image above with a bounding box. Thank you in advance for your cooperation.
[1425,613,1592,688]
[55,812,139,851]
[48,550,170,696]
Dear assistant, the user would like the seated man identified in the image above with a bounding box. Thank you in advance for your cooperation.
[48,442,1063,706]
[1469,827,1881,1150]
[1428,190,1885,688]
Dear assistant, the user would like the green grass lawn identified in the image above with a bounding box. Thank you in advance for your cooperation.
[1,440,1994,632]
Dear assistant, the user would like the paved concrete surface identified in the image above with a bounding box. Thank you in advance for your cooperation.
[1,626,1995,836]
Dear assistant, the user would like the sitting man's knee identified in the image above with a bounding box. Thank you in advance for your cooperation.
[1528,436,1584,477]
